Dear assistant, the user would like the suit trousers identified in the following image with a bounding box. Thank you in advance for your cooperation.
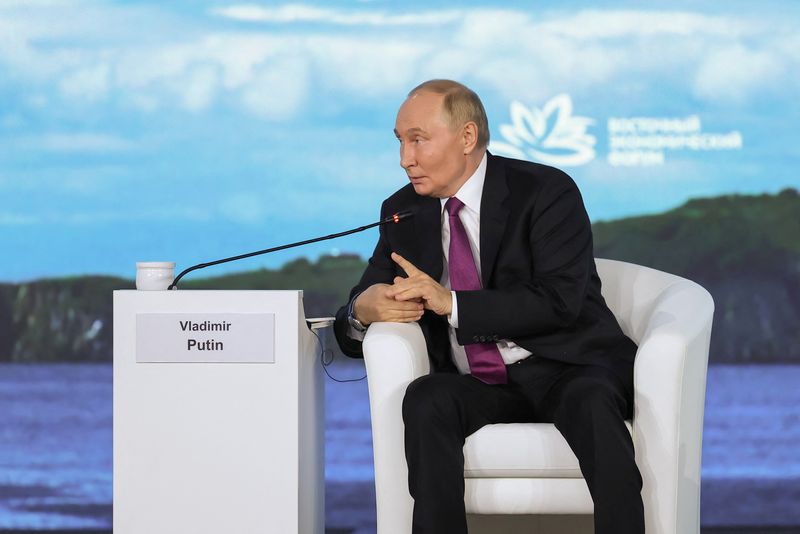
[401,355,644,534]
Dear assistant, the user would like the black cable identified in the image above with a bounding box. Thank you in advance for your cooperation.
[310,327,366,383]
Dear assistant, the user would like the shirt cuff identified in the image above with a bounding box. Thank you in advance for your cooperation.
[448,290,458,328]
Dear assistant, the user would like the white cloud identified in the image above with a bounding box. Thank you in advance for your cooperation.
[112,34,290,114]
[125,92,160,113]
[455,9,797,106]
[31,133,134,152]
[308,36,429,99]
[775,32,800,62]
[59,63,111,102]
[210,4,462,26]
[206,34,281,89]
[0,0,74,7]
[0,3,797,121]
[693,44,784,104]
[534,10,755,40]
[240,55,309,120]
[180,64,220,112]
[115,43,197,89]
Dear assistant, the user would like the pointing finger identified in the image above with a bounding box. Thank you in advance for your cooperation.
[391,252,421,276]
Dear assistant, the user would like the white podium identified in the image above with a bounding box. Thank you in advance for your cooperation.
[113,290,324,534]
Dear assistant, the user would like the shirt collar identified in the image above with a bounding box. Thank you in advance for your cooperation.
[439,152,488,215]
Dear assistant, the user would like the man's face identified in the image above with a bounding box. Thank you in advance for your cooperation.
[394,91,468,198]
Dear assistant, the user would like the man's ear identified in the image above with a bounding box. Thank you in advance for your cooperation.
[462,121,479,155]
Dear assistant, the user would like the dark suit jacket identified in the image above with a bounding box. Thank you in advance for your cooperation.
[334,153,637,383]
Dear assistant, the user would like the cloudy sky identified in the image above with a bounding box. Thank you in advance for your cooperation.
[1,0,798,280]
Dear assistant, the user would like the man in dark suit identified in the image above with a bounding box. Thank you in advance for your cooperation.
[334,80,644,534]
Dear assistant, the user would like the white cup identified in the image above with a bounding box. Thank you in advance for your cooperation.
[136,262,176,290]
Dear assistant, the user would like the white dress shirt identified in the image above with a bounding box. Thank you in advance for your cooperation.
[439,153,532,374]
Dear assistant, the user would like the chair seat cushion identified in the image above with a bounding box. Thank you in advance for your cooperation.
[463,421,633,478]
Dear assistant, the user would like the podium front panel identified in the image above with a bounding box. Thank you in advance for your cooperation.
[113,290,323,534]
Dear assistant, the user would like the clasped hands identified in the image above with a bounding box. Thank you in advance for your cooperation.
[353,252,452,326]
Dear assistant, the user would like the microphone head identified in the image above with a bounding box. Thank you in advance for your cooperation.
[391,208,416,223]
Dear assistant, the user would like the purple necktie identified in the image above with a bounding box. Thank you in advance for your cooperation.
[445,197,507,385]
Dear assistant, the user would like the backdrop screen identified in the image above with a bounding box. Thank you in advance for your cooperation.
[0,0,798,531]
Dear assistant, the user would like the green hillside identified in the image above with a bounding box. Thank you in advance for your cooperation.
[0,255,365,363]
[0,188,797,363]
[593,188,800,363]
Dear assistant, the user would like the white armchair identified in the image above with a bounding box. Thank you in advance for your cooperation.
[361,258,714,534]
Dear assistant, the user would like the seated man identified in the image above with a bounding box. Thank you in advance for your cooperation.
[334,79,644,534]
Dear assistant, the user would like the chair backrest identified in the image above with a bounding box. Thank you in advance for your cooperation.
[595,258,687,344]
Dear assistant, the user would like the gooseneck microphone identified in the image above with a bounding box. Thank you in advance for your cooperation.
[168,209,415,290]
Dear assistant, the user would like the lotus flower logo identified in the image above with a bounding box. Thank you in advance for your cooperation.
[489,94,596,167]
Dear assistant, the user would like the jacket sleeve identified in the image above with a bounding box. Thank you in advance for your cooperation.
[455,176,592,343]
[333,200,397,358]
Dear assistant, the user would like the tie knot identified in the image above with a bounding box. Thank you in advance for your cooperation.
[445,196,465,216]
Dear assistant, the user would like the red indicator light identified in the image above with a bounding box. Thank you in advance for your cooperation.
[393,213,400,223]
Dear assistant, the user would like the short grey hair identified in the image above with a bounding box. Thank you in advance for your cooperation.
[408,79,490,148]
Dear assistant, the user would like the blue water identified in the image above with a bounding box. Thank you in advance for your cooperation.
[0,365,111,529]
[0,363,798,528]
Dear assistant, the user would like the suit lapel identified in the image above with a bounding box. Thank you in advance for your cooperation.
[412,195,443,282]
[479,154,510,287]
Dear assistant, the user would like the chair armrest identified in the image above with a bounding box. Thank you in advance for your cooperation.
[633,280,714,534]
[363,321,431,395]
[362,322,430,534]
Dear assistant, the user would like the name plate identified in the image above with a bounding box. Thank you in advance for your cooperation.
[136,313,275,363]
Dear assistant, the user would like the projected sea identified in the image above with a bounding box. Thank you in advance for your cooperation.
[0,364,798,531]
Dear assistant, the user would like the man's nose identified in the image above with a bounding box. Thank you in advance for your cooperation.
[400,143,415,169]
